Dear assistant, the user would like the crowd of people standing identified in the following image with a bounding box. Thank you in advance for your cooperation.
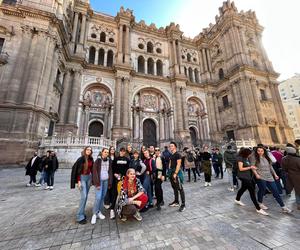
[25,139,300,224]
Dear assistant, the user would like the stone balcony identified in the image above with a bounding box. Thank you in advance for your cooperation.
[39,134,116,166]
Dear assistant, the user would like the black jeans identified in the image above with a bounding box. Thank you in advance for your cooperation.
[236,179,260,210]
[204,173,211,182]
[46,171,55,186]
[29,174,36,184]
[187,168,197,181]
[155,179,164,205]
[170,175,185,205]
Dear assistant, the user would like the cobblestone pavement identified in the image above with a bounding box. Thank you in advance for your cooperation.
[0,168,299,250]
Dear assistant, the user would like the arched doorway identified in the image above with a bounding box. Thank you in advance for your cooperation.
[143,119,157,147]
[189,127,197,146]
[88,121,103,137]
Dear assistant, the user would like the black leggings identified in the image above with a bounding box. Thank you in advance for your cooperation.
[236,179,260,210]
[187,168,197,181]
[204,173,211,182]
[170,175,185,205]
[155,179,164,205]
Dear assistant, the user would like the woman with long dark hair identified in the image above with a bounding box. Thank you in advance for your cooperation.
[109,146,116,161]
[71,146,94,224]
[252,146,292,213]
[234,147,268,215]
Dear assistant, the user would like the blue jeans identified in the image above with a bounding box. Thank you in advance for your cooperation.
[39,170,47,185]
[93,179,108,214]
[77,175,91,222]
[143,174,153,205]
[256,179,284,207]
[296,194,300,205]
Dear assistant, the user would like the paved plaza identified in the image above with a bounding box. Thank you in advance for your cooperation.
[0,168,299,250]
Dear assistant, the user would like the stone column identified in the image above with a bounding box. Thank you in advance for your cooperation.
[122,78,130,127]
[231,83,244,126]
[67,71,81,125]
[79,15,86,44]
[58,70,72,123]
[206,93,217,134]
[5,27,33,103]
[145,59,148,74]
[212,94,221,132]
[95,48,99,65]
[36,36,57,108]
[154,61,157,75]
[113,77,122,126]
[104,50,108,66]
[72,12,79,43]
[104,107,109,137]
[249,80,263,124]
[23,33,48,106]
[273,83,289,126]
[238,81,253,126]
[269,83,284,126]
[181,88,189,130]
[172,40,178,65]
[117,25,123,63]
[175,87,183,131]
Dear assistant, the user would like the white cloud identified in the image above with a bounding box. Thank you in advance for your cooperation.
[170,0,300,80]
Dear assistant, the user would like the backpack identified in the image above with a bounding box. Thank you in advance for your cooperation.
[187,152,194,162]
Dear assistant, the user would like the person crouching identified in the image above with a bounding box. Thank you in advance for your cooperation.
[117,168,148,222]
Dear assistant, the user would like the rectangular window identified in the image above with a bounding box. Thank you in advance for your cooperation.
[260,89,267,100]
[269,127,279,143]
[48,121,55,137]
[222,95,229,108]
[2,0,17,5]
[0,38,4,54]
[226,130,235,141]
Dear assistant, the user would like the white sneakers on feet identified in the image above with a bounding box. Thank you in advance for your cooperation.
[281,207,293,214]
[234,200,245,206]
[49,186,53,190]
[44,186,50,190]
[228,187,234,192]
[256,209,269,216]
[26,183,32,187]
[98,212,105,220]
[110,209,115,219]
[204,182,208,187]
[35,183,41,187]
[91,214,97,224]
[259,203,268,210]
[208,183,212,186]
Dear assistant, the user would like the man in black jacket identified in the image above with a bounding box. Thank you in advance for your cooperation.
[25,152,41,187]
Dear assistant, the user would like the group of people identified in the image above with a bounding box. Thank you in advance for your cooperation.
[25,150,59,190]
[26,139,300,224]
[227,141,300,215]
[70,142,185,224]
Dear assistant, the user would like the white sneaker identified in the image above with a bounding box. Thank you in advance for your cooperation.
[204,182,208,187]
[228,187,234,192]
[104,204,110,210]
[26,183,32,187]
[234,200,245,206]
[44,186,50,190]
[98,212,105,220]
[256,209,269,216]
[91,214,97,224]
[110,209,115,219]
[281,207,293,214]
[49,186,54,190]
[259,203,268,210]
[35,183,41,187]
[208,182,212,186]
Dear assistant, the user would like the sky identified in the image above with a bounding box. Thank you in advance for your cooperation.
[90,0,300,81]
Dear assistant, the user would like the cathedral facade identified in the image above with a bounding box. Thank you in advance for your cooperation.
[0,0,294,164]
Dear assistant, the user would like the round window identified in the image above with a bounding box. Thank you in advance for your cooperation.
[156,48,162,54]
[138,43,144,49]
[91,33,97,39]
[109,38,114,43]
